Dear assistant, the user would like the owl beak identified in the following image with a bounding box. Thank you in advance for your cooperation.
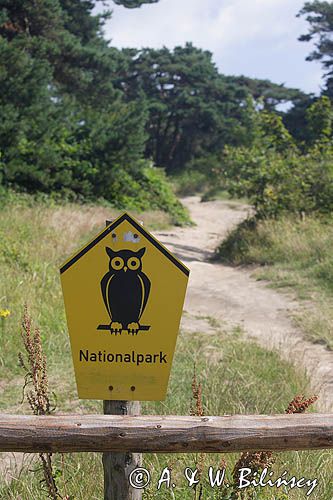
[124,266,128,272]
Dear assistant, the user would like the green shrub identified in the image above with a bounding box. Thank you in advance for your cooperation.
[172,154,227,198]
[0,162,191,226]
[211,105,333,218]
[220,142,333,218]
[172,170,208,196]
[131,163,192,225]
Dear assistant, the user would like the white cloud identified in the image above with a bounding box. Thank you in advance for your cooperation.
[100,0,322,94]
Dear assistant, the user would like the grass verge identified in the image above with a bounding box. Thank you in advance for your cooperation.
[217,216,333,349]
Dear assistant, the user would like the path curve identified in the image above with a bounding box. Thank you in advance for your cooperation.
[155,196,333,412]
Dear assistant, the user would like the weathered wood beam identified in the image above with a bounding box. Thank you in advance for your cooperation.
[103,400,141,500]
[0,414,332,454]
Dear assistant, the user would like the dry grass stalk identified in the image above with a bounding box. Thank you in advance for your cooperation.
[18,306,60,499]
[285,394,318,414]
[190,367,229,498]
[18,306,51,416]
[231,393,319,498]
[190,365,204,417]
[190,366,205,500]
[232,450,275,496]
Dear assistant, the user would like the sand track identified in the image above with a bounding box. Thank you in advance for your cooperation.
[156,196,333,412]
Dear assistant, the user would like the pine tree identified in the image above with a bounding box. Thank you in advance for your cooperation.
[298,1,333,98]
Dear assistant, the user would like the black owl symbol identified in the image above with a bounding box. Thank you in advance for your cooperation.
[100,247,151,335]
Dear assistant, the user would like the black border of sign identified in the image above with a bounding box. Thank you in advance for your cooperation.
[60,213,190,277]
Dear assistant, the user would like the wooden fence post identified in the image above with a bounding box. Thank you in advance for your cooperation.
[103,401,142,500]
[103,219,142,500]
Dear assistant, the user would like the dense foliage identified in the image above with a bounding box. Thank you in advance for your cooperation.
[0,0,192,222]
[0,0,332,221]
[120,45,262,173]
[211,98,333,217]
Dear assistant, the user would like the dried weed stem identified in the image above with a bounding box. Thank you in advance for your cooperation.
[231,392,318,499]
[18,305,59,499]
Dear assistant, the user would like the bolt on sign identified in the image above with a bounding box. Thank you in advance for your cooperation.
[60,213,189,401]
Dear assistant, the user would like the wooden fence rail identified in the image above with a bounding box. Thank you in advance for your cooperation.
[0,413,332,454]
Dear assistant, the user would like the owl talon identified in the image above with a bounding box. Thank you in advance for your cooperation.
[127,322,139,335]
[110,322,122,335]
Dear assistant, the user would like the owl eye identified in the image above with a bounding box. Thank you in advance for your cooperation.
[127,257,140,270]
[111,257,124,270]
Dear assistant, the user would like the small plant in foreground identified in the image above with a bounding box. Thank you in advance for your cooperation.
[190,366,205,500]
[0,308,11,346]
[18,306,61,499]
[0,308,11,319]
[285,394,318,414]
[229,393,318,499]
[190,365,204,418]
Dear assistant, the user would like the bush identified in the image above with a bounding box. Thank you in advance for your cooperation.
[172,170,208,196]
[220,142,333,218]
[124,162,192,226]
[172,154,226,197]
[212,105,333,218]
[0,163,191,226]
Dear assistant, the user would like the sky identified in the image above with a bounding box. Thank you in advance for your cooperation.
[100,0,323,96]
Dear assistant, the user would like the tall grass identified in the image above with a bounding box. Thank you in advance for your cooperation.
[217,215,333,348]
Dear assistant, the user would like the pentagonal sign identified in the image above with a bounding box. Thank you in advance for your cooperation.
[60,213,189,400]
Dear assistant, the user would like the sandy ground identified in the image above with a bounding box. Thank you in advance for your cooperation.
[155,196,333,412]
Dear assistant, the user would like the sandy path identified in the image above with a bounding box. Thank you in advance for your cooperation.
[155,196,333,412]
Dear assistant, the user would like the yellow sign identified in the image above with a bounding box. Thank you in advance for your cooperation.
[60,213,189,401]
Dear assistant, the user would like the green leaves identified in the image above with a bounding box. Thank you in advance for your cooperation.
[306,96,333,146]
[2,0,329,225]
[298,1,333,97]
[218,105,333,218]
[0,0,153,209]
